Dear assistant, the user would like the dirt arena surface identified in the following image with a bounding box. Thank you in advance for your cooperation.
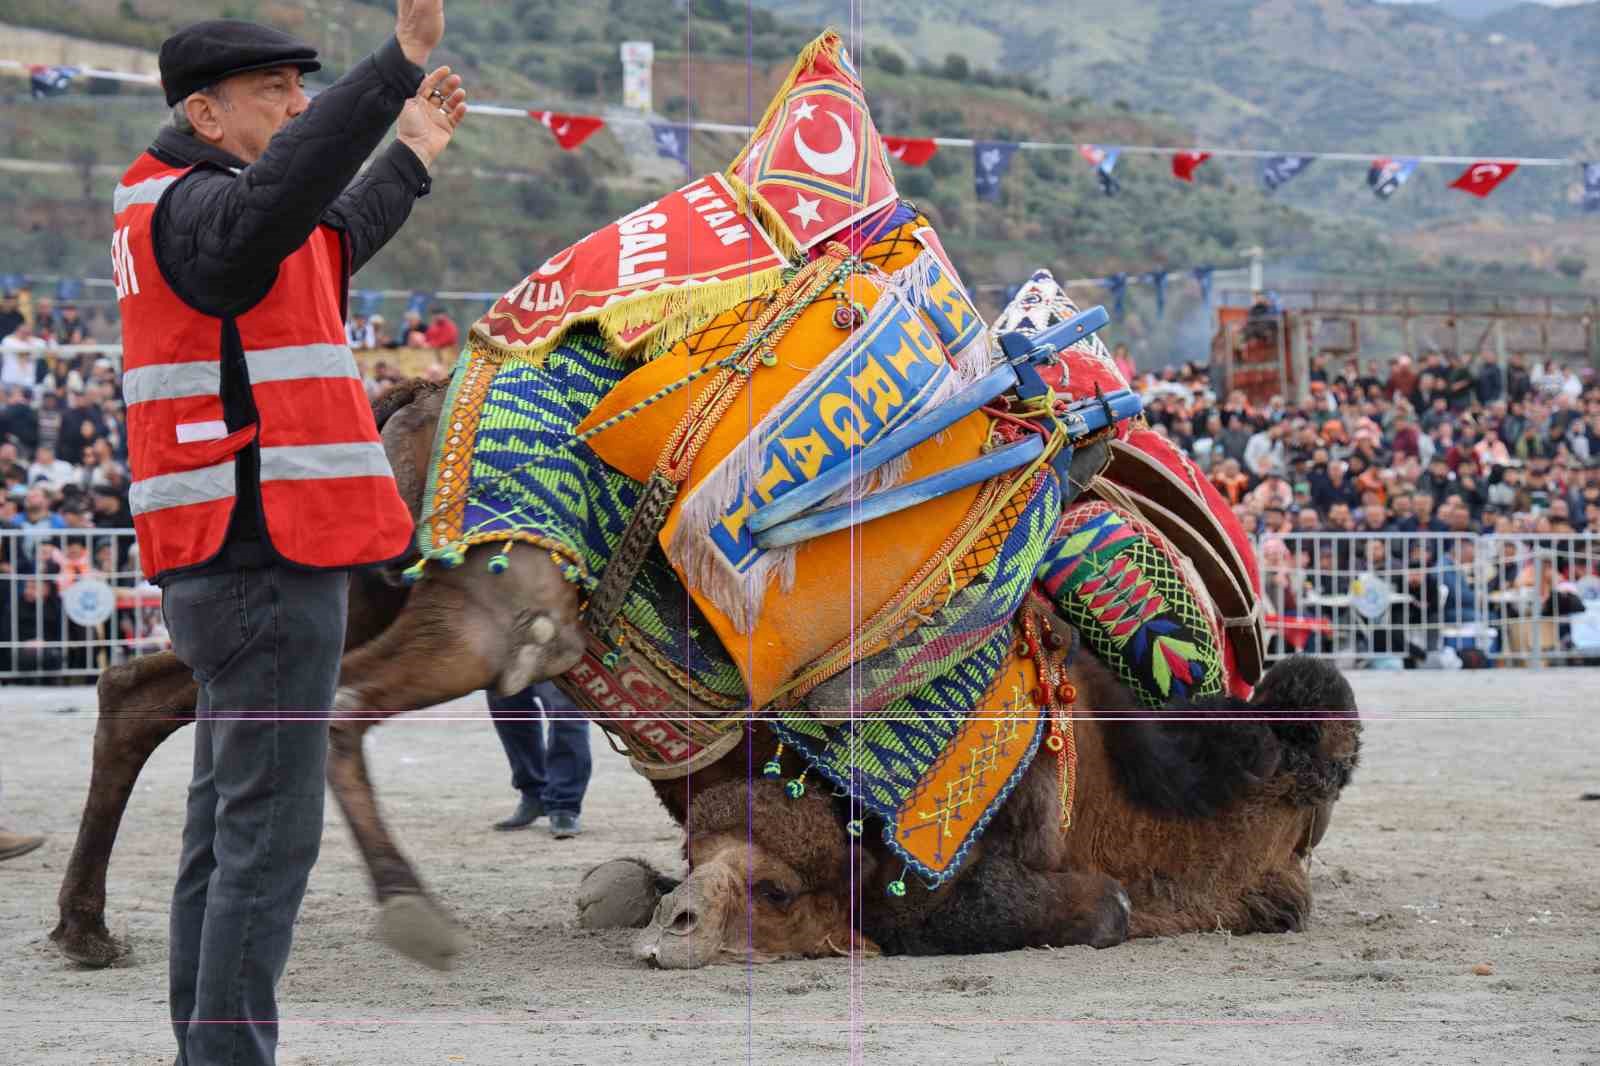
[1,671,1596,1065]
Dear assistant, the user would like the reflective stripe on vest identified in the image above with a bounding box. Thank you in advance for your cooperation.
[123,344,361,406]
[128,459,236,516]
[122,360,219,406]
[260,441,395,483]
[113,174,180,214]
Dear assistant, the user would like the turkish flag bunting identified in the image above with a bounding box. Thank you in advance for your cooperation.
[1172,151,1212,182]
[1449,161,1517,198]
[883,136,939,167]
[532,110,604,151]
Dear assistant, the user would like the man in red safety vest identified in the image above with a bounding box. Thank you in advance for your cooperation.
[115,3,465,1063]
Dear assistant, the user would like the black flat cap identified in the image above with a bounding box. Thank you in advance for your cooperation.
[160,19,321,107]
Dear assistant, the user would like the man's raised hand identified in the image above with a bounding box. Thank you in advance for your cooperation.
[397,0,445,67]
[397,66,466,171]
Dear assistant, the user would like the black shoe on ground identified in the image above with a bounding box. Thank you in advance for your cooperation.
[494,796,544,831]
[548,811,581,839]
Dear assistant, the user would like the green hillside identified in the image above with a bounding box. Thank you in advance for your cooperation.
[0,0,1593,362]
[756,0,1600,222]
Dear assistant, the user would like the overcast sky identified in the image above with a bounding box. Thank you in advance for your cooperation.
[1377,1,1594,6]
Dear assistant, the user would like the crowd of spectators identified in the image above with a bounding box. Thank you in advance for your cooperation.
[0,290,137,676]
[0,288,470,678]
[345,306,460,353]
[1134,348,1600,666]
[3,280,1598,674]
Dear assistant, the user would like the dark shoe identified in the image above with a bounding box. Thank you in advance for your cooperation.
[0,829,44,862]
[548,811,581,839]
[493,796,544,831]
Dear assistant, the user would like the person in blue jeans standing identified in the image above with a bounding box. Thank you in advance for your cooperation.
[488,680,592,838]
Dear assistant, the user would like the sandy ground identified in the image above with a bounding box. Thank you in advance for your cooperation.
[0,671,1596,1065]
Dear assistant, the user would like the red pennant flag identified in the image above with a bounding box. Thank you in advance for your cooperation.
[1172,151,1212,183]
[532,110,604,151]
[883,136,938,167]
[1449,161,1517,199]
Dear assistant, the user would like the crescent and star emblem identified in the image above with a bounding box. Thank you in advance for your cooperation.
[790,99,856,177]
[1471,164,1502,182]
[537,248,576,276]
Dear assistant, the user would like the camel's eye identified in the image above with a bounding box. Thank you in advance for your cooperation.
[753,880,796,910]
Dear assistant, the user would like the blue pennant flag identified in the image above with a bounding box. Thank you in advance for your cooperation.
[974,141,1020,202]
[1191,266,1214,307]
[1140,271,1169,318]
[55,278,83,301]
[406,290,431,316]
[1101,273,1129,320]
[1368,157,1419,200]
[0,274,22,296]
[1262,155,1315,193]
[356,290,384,316]
[649,123,691,168]
[29,65,79,99]
[1584,163,1600,214]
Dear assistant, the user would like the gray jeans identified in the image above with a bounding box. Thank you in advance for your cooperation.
[163,565,347,1066]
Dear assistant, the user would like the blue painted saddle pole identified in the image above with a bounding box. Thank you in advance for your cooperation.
[752,436,1046,550]
[747,305,1113,539]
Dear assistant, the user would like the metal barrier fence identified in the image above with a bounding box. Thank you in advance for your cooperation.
[4,527,1599,682]
[1258,531,1600,669]
[0,528,167,682]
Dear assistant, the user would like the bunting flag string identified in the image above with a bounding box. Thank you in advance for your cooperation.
[1449,161,1518,199]
[884,136,938,166]
[1101,273,1129,320]
[534,110,605,151]
[649,122,691,167]
[29,65,79,98]
[1079,144,1121,197]
[3,57,1590,208]
[1368,157,1418,200]
[1140,270,1169,318]
[1172,151,1211,183]
[1262,155,1315,193]
[974,140,1020,202]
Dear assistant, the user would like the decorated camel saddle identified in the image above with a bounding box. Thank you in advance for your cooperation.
[409,33,1262,890]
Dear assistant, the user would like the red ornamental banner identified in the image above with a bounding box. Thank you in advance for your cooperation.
[884,136,939,167]
[727,32,899,253]
[533,110,604,151]
[1172,151,1212,182]
[473,172,787,359]
[1450,160,1518,198]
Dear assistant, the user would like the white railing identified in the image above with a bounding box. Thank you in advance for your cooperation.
[3,527,1597,683]
[1257,531,1600,669]
[0,528,166,682]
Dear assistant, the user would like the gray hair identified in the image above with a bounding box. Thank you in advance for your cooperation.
[170,85,226,134]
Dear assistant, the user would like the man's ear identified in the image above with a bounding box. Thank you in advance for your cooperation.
[184,93,225,144]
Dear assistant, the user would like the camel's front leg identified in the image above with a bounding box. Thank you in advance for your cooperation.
[326,547,585,970]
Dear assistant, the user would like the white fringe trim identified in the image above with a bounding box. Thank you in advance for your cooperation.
[889,250,997,391]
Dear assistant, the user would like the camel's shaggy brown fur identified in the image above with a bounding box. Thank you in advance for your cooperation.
[631,656,1360,965]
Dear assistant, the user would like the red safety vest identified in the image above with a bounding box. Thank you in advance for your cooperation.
[112,152,415,582]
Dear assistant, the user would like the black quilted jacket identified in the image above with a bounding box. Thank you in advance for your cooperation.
[145,36,429,577]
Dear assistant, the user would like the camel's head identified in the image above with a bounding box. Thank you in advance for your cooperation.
[634,779,877,968]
